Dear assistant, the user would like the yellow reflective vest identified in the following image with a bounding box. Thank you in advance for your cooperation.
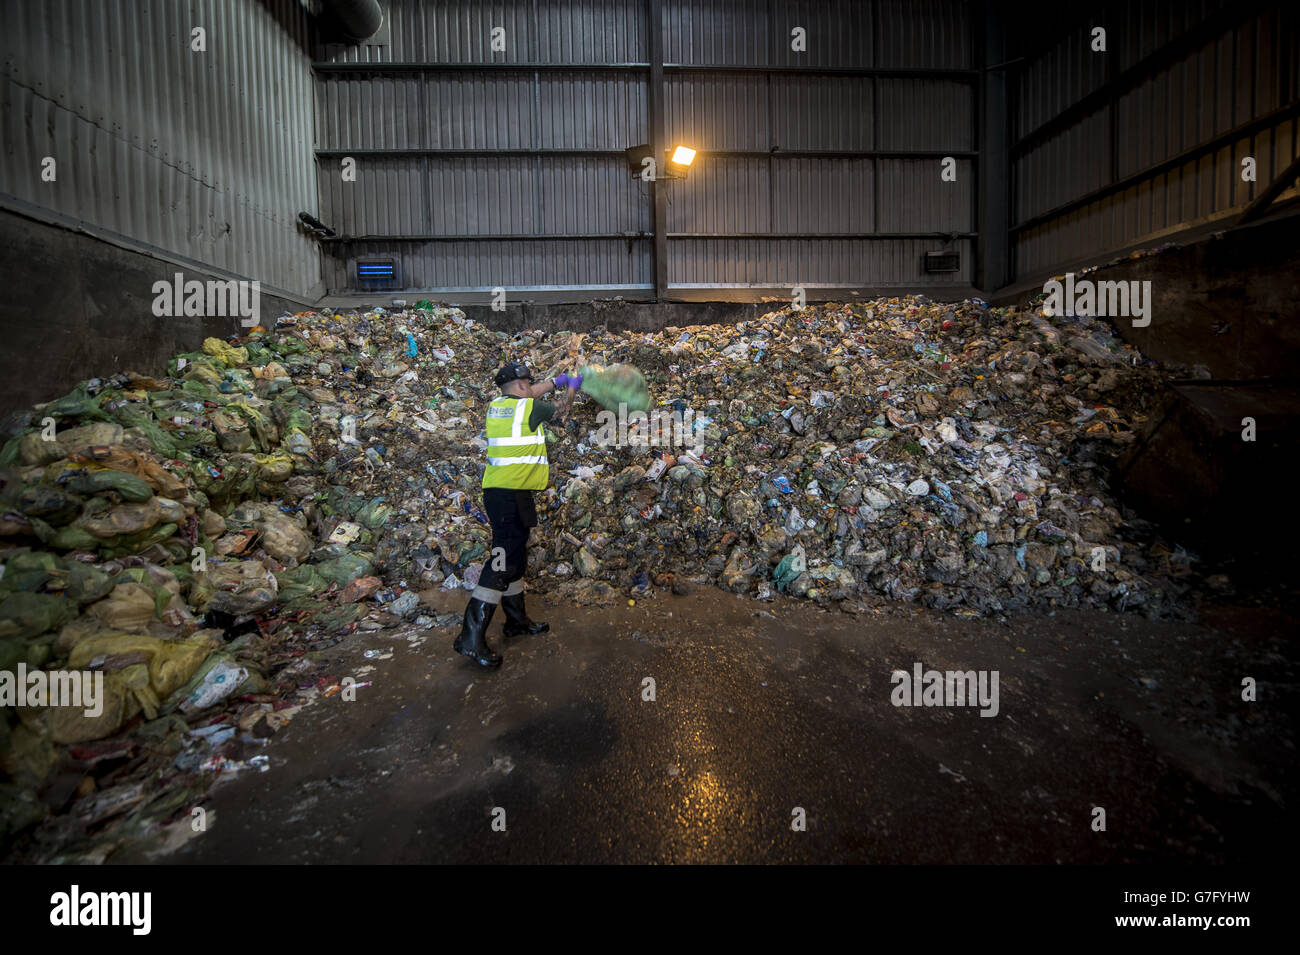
[483,395,548,490]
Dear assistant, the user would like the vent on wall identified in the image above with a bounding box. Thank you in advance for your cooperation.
[356,256,398,289]
[924,251,961,273]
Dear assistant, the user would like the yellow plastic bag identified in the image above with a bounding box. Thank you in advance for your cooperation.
[202,337,249,367]
[68,631,216,704]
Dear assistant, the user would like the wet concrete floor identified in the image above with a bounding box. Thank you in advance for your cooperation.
[157,588,1294,864]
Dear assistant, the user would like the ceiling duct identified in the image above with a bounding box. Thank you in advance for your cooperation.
[319,0,383,42]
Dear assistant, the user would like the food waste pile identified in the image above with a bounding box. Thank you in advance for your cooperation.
[0,296,1198,860]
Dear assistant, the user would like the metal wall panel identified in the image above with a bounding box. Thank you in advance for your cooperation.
[664,0,970,70]
[1010,1,1299,282]
[668,156,771,232]
[540,157,650,233]
[1011,0,1237,139]
[317,0,648,64]
[325,238,651,289]
[535,72,648,148]
[1,0,319,298]
[318,0,977,295]
[1015,128,1300,277]
[770,158,873,233]
[316,71,646,151]
[1014,112,1111,222]
[315,74,425,150]
[665,0,768,65]
[876,159,973,232]
[669,237,974,285]
[769,76,873,150]
[877,79,973,150]
[873,0,971,70]
[665,73,769,150]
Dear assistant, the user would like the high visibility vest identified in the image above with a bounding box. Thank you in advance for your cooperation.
[483,396,548,490]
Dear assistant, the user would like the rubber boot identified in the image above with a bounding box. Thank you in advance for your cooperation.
[501,592,549,638]
[452,598,502,668]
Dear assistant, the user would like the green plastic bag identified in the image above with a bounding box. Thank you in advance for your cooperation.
[100,523,179,559]
[18,484,82,524]
[0,552,67,593]
[274,564,329,602]
[772,550,806,592]
[41,382,113,422]
[42,523,100,552]
[355,498,393,531]
[113,405,180,458]
[314,553,374,587]
[0,436,26,468]
[63,468,154,503]
[65,561,116,605]
[0,592,76,641]
[577,364,651,413]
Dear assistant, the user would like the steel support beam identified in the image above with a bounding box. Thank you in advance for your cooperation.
[649,0,668,302]
[977,0,1009,292]
[1012,100,1300,234]
[1010,0,1267,158]
[1237,151,1300,225]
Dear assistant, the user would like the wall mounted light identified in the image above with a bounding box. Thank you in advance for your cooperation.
[625,143,699,180]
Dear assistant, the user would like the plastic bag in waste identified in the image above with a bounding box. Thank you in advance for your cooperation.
[77,499,166,539]
[37,381,114,424]
[314,553,374,587]
[98,522,179,560]
[47,674,131,744]
[17,484,82,526]
[63,562,115,605]
[65,446,187,499]
[354,499,394,531]
[202,338,249,368]
[258,512,311,562]
[577,364,652,413]
[190,560,278,615]
[85,582,160,633]
[0,552,67,593]
[254,452,293,482]
[68,631,216,726]
[0,592,76,641]
[19,422,124,466]
[273,564,329,602]
[59,466,154,503]
[167,655,249,715]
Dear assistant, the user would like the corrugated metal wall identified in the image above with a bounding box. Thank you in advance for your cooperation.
[1010,0,1300,282]
[0,0,319,299]
[316,0,977,296]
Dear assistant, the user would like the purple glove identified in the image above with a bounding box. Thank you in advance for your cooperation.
[554,373,583,390]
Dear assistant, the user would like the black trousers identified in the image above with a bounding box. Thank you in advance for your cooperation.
[476,488,537,592]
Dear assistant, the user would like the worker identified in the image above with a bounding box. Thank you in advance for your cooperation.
[453,360,581,668]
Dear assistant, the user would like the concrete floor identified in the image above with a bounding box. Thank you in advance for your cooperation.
[155,587,1294,865]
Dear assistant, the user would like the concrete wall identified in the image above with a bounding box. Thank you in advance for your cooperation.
[0,211,307,416]
[1095,212,1300,380]
[999,207,1300,380]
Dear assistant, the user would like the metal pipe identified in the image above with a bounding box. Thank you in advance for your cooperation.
[321,0,383,42]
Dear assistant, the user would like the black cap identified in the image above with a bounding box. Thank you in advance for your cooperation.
[495,361,533,387]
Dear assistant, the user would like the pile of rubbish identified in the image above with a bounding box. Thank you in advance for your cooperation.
[0,294,1196,859]
[543,299,1196,613]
